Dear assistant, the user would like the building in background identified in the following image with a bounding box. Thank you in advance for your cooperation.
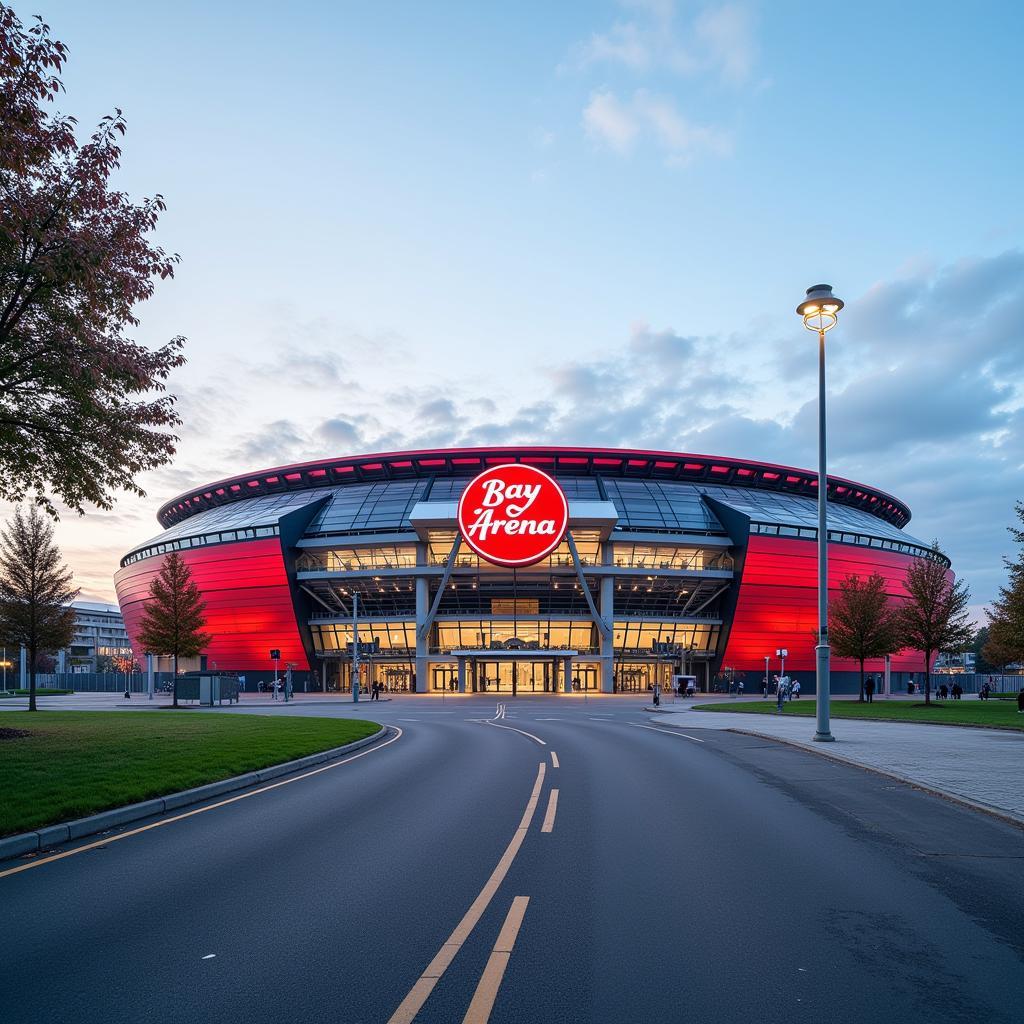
[59,601,135,673]
[114,446,949,694]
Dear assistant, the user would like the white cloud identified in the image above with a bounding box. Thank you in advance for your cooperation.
[571,2,758,87]
[584,89,731,163]
[583,90,640,153]
[693,4,757,86]
[633,90,733,161]
[577,22,652,72]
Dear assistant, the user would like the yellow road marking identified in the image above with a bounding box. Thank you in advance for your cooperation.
[387,762,546,1024]
[462,896,530,1024]
[484,721,546,746]
[0,727,404,881]
[629,723,705,743]
[550,751,559,769]
[541,789,559,833]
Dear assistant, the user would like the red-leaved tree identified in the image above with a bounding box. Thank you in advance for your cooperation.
[0,6,185,514]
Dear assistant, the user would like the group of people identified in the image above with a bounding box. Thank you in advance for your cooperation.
[770,674,800,710]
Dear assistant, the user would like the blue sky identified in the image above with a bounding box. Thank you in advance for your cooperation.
[29,0,1024,615]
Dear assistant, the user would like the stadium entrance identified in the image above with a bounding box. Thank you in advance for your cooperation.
[429,649,592,695]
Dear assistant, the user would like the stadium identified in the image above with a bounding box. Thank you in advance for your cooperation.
[113,446,947,695]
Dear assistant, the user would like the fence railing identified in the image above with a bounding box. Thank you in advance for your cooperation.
[24,672,176,693]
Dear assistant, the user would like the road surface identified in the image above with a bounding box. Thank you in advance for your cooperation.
[2,697,1022,1023]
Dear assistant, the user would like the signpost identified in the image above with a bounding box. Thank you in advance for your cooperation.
[776,648,788,691]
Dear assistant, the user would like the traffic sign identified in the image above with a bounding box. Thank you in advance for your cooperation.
[270,648,281,660]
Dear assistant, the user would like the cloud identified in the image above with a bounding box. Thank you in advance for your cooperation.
[571,2,758,87]
[693,4,757,86]
[583,89,731,162]
[583,90,640,153]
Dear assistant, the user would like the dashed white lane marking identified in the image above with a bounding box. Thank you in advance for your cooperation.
[550,751,559,769]
[201,954,216,960]
[541,789,559,833]
[628,723,705,743]
[535,717,561,721]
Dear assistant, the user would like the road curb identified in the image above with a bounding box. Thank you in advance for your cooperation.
[725,726,1024,830]
[0,725,389,864]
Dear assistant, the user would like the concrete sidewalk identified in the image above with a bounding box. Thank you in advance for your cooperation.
[656,704,1024,824]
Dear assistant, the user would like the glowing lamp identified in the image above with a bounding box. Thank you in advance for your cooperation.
[796,284,844,333]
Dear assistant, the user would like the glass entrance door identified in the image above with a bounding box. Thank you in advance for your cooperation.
[432,665,457,691]
[473,660,553,695]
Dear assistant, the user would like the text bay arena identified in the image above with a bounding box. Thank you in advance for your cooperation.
[114,446,949,695]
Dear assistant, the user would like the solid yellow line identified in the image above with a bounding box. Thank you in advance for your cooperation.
[550,751,559,769]
[387,763,546,1024]
[0,727,403,881]
[484,721,547,746]
[462,896,530,1024]
[629,723,705,743]
[540,789,559,833]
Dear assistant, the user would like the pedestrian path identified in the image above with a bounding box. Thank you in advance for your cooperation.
[658,704,1024,823]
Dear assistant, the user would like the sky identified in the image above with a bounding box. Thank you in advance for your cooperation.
[22,0,1024,620]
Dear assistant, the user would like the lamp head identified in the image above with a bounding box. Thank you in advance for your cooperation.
[797,283,844,332]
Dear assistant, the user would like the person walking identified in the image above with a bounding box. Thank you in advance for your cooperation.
[1016,688,1024,714]
[776,676,786,712]
[865,675,875,703]
[791,678,801,700]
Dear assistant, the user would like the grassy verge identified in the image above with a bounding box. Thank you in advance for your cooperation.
[0,711,380,836]
[693,699,1024,730]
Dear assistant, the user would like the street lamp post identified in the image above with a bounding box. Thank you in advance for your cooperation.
[796,283,844,742]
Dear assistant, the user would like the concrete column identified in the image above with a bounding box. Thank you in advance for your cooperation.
[321,659,327,692]
[600,542,615,693]
[563,656,573,693]
[551,658,559,694]
[415,544,430,693]
[20,645,27,689]
[146,653,155,700]
[457,657,467,693]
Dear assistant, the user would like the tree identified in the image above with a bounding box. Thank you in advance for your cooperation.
[829,572,901,701]
[982,617,1018,673]
[136,553,210,707]
[0,505,78,710]
[0,6,185,516]
[895,547,973,704]
[985,501,1024,665]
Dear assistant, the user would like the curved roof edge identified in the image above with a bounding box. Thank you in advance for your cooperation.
[156,446,912,531]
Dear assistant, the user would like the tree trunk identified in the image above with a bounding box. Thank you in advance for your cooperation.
[172,653,179,708]
[859,659,865,702]
[924,649,931,705]
[28,645,37,712]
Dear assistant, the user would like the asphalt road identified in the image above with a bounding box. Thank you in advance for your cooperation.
[2,697,1022,1023]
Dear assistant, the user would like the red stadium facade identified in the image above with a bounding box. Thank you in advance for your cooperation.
[114,446,945,694]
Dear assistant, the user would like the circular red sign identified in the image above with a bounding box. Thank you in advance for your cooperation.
[456,464,569,567]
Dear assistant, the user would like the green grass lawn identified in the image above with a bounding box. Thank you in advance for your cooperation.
[0,711,380,837]
[693,699,1024,730]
